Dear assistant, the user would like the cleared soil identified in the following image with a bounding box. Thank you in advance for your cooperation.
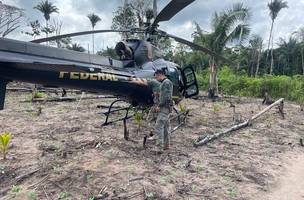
[1,84,304,200]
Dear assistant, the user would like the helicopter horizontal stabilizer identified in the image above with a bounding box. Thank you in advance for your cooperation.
[0,79,7,110]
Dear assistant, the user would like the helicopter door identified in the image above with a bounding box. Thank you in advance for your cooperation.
[181,66,199,98]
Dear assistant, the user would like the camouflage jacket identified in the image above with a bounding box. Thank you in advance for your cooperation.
[159,78,173,108]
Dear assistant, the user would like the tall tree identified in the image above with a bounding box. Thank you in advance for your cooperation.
[112,3,137,39]
[294,27,304,75]
[193,3,250,98]
[277,37,298,75]
[87,13,101,54]
[0,2,25,37]
[266,0,288,74]
[249,35,263,77]
[129,0,152,29]
[34,0,59,39]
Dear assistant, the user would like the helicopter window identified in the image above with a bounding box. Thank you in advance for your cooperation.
[166,67,179,86]
[181,66,199,98]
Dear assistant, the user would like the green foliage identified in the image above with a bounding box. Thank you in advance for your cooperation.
[34,0,59,22]
[53,164,62,174]
[111,4,137,38]
[11,185,21,193]
[227,187,237,198]
[27,190,37,200]
[67,43,86,52]
[145,192,155,199]
[0,132,11,160]
[212,104,220,113]
[197,66,304,103]
[87,13,101,29]
[134,110,142,126]
[33,92,44,99]
[178,103,186,113]
[58,192,68,199]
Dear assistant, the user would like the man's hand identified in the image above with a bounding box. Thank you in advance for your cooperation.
[154,106,160,112]
[130,78,148,86]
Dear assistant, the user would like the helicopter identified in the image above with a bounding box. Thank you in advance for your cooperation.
[0,0,230,126]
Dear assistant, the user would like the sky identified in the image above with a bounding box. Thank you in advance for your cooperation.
[2,0,303,51]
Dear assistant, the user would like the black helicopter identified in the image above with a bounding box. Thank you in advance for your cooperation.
[0,0,229,112]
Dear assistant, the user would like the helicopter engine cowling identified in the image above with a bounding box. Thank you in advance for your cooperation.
[133,41,153,66]
[115,41,133,60]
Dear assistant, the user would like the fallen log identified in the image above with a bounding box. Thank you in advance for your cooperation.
[194,98,284,147]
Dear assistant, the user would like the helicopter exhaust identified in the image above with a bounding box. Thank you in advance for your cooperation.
[0,79,7,110]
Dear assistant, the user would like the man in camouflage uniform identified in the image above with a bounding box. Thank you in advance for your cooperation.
[130,77,160,128]
[146,79,160,121]
[153,69,173,150]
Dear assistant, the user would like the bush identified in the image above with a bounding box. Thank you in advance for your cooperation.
[196,67,304,103]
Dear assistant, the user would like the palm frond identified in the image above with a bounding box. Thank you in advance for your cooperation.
[268,0,288,21]
[226,24,250,44]
[34,0,59,21]
[87,13,101,29]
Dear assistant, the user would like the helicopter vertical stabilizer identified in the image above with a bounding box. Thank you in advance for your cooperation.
[0,79,7,110]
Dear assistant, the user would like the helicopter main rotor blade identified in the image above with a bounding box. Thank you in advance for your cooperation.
[152,0,195,27]
[31,29,136,43]
[163,32,234,64]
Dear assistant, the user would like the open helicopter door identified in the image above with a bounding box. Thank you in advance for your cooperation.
[181,66,199,98]
[0,79,7,110]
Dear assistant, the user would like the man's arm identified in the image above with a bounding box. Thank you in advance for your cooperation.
[130,78,148,86]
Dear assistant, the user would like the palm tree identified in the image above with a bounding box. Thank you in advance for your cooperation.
[87,13,101,54]
[266,0,288,74]
[249,35,263,77]
[193,3,250,98]
[34,0,58,39]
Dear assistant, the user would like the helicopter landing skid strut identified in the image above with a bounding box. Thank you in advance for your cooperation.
[170,108,190,134]
[101,99,133,140]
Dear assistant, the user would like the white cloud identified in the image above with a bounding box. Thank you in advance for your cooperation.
[2,0,302,51]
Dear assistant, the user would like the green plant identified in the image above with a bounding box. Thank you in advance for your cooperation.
[27,190,37,200]
[33,92,44,99]
[0,132,11,160]
[191,185,198,192]
[11,185,21,193]
[212,104,220,113]
[227,187,237,198]
[53,164,62,174]
[133,110,142,134]
[145,192,155,199]
[58,192,68,199]
[178,103,186,113]
[196,165,204,172]
[159,176,169,185]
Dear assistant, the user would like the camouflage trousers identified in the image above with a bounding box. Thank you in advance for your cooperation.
[154,111,170,148]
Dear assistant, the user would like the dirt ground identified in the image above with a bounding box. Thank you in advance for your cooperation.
[0,84,304,200]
